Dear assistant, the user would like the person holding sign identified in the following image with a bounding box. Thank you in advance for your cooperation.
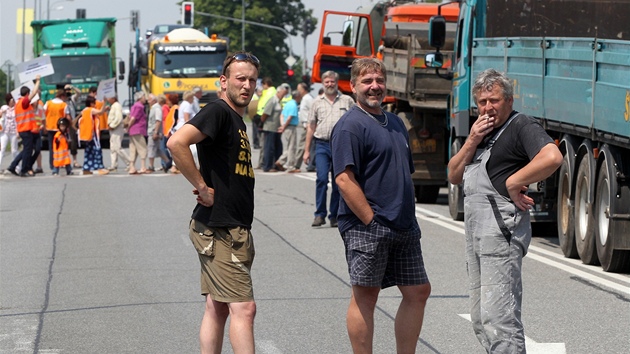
[7,76,41,177]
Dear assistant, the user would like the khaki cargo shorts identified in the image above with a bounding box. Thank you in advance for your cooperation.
[189,219,255,302]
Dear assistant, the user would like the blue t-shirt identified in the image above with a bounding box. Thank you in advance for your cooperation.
[281,99,299,126]
[331,105,418,233]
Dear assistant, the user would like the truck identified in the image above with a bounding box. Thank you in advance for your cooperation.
[311,1,458,203]
[31,18,120,139]
[130,27,228,104]
[426,0,630,272]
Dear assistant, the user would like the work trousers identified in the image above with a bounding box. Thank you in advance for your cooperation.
[464,145,531,354]
[314,139,339,219]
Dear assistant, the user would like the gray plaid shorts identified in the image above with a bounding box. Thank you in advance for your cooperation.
[341,219,428,288]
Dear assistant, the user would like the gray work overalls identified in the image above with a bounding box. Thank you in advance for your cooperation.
[463,114,531,354]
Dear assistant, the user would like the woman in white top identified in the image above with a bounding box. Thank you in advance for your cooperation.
[0,94,19,171]
[175,90,198,166]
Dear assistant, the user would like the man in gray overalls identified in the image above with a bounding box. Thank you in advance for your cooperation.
[448,69,562,353]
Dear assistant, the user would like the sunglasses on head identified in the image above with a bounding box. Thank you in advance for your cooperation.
[223,53,260,75]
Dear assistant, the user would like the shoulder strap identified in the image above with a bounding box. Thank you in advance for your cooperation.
[487,112,520,149]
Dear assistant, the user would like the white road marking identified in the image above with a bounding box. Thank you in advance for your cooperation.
[458,314,566,354]
[414,205,630,295]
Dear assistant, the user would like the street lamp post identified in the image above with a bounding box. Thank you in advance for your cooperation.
[241,0,245,51]
[2,60,15,93]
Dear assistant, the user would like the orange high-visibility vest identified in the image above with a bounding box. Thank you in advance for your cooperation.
[45,100,67,131]
[163,104,178,136]
[78,107,96,141]
[95,99,108,132]
[15,97,37,133]
[52,131,71,167]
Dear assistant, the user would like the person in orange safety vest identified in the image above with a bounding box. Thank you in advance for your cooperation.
[78,96,109,175]
[52,117,74,176]
[6,75,41,177]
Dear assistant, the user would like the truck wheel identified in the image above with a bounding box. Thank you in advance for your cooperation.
[574,156,599,265]
[415,185,440,204]
[557,154,578,258]
[595,146,630,272]
[448,138,464,221]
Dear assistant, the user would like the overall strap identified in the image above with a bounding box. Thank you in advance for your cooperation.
[487,112,520,150]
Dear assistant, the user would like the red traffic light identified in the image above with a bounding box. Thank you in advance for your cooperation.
[287,69,295,77]
[185,4,192,11]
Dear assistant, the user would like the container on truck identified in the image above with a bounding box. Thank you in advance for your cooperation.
[426,0,630,272]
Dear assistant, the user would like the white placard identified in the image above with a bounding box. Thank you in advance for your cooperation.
[16,56,55,84]
[97,78,117,100]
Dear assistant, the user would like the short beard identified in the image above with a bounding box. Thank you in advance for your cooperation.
[227,90,250,108]
[361,94,382,109]
[324,86,337,96]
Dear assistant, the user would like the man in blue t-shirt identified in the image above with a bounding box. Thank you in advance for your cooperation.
[275,89,302,171]
[331,57,431,354]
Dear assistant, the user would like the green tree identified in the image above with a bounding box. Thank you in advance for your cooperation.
[0,69,14,100]
[193,0,318,84]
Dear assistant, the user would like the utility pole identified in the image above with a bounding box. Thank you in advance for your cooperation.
[22,0,26,63]
[241,0,245,51]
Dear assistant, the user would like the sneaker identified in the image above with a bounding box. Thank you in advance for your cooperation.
[52,172,59,176]
[107,167,117,171]
[288,168,301,173]
[329,218,338,228]
[67,171,74,176]
[7,167,18,176]
[311,216,326,227]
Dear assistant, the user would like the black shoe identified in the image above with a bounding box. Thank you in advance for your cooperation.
[311,216,326,227]
[330,218,338,228]
[34,168,44,174]
[7,167,18,176]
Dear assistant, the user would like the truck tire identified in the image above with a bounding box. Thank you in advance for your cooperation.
[574,156,599,265]
[557,153,578,258]
[415,185,440,204]
[448,138,464,221]
[595,146,630,272]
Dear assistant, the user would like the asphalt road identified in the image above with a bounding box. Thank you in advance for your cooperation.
[1,148,629,353]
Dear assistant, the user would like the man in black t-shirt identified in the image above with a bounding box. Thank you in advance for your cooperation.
[167,51,260,353]
[448,69,562,353]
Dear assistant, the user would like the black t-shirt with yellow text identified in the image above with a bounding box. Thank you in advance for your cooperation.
[187,99,255,229]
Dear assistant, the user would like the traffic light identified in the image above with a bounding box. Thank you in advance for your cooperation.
[287,69,295,79]
[182,2,194,26]
[130,10,139,31]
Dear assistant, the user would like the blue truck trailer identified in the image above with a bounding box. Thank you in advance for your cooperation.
[426,0,630,272]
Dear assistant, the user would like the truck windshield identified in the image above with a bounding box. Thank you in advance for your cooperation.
[154,51,225,78]
[46,55,110,85]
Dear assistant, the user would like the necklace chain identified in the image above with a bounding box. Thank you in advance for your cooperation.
[357,105,388,126]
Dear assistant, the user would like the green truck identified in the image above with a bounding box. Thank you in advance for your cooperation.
[31,17,120,138]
